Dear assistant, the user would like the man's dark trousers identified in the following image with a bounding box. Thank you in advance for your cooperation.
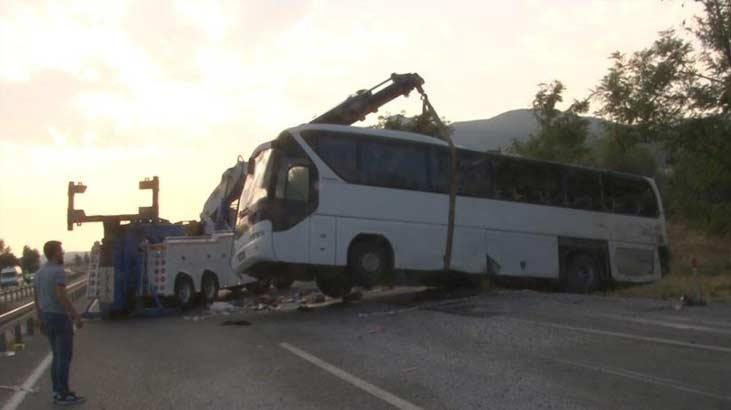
[42,312,73,396]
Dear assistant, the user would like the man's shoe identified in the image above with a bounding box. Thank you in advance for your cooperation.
[54,392,86,406]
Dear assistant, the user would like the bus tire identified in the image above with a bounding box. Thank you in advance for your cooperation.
[201,273,219,305]
[349,240,390,288]
[175,274,195,308]
[316,271,353,298]
[564,253,601,293]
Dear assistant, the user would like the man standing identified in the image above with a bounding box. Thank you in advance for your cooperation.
[34,241,85,406]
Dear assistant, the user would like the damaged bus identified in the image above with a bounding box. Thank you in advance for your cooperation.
[232,124,668,296]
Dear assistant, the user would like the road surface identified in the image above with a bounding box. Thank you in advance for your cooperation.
[2,286,730,409]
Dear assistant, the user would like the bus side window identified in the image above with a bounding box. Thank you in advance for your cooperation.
[428,148,449,193]
[303,132,359,183]
[458,152,494,198]
[566,170,601,211]
[360,140,429,191]
[605,176,659,217]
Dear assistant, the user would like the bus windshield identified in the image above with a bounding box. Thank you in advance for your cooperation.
[238,148,272,214]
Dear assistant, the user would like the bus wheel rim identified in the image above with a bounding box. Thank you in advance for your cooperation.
[362,253,381,272]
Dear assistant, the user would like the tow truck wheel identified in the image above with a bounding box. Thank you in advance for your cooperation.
[315,271,353,298]
[175,275,195,308]
[201,273,219,304]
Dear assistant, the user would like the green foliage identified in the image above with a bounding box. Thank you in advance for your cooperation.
[0,243,19,269]
[510,81,592,164]
[20,246,40,273]
[374,111,452,139]
[688,0,731,113]
[593,138,658,177]
[593,31,696,150]
[666,146,731,234]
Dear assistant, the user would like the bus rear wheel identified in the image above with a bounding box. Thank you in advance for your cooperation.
[564,253,601,293]
[316,271,353,298]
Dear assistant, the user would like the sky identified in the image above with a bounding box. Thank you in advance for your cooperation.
[0,0,700,253]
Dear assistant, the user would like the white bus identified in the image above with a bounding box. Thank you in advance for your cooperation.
[231,124,669,297]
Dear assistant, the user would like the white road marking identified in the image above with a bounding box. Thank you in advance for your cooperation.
[596,313,731,336]
[519,319,731,354]
[280,342,423,410]
[555,358,731,402]
[1,353,52,410]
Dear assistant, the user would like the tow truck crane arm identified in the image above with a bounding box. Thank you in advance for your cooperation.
[311,73,426,126]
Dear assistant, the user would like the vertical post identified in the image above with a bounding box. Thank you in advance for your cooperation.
[691,257,705,304]
[0,331,8,352]
[13,322,23,345]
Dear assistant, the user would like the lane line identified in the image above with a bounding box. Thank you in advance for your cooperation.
[280,342,423,410]
[595,313,731,336]
[555,358,731,402]
[1,353,52,410]
[517,318,731,354]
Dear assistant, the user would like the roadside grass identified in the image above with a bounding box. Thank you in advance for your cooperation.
[610,220,731,302]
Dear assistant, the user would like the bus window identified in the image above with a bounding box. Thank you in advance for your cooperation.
[494,158,521,201]
[428,147,449,193]
[360,140,429,191]
[605,175,659,217]
[566,170,602,211]
[302,131,359,182]
[459,151,494,198]
[286,166,310,202]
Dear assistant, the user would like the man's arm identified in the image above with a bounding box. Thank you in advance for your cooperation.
[54,284,83,328]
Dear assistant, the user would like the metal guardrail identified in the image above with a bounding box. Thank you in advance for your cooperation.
[0,278,87,352]
[0,284,35,305]
[0,271,85,311]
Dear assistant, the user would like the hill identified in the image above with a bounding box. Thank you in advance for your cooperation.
[450,109,604,151]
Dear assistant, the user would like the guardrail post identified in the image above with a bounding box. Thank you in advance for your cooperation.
[0,331,7,352]
[13,322,23,345]
[27,317,35,336]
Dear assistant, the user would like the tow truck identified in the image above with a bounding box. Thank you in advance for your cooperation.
[72,166,260,317]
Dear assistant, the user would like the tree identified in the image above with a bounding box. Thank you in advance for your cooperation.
[509,81,592,164]
[688,0,731,113]
[20,246,41,273]
[83,253,90,265]
[374,111,452,139]
[0,241,19,269]
[73,254,83,266]
[592,31,696,152]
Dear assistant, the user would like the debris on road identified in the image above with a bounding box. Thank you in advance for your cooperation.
[343,290,363,303]
[221,319,252,326]
[401,367,417,373]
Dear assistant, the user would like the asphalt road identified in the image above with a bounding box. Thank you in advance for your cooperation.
[2,286,730,410]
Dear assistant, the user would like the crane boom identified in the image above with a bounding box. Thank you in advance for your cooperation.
[311,73,425,126]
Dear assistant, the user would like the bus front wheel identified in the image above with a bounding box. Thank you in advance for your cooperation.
[316,271,353,298]
[564,253,601,293]
[349,241,390,288]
